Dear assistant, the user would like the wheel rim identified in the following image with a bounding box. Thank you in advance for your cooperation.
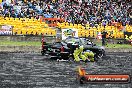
[98,50,105,58]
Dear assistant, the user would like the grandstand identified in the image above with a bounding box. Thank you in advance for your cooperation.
[0,0,131,40]
[0,16,56,36]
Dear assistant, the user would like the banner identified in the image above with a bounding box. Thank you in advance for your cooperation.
[0,25,12,35]
[62,28,78,40]
[124,32,132,44]
[77,67,130,84]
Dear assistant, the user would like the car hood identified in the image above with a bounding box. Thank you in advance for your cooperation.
[91,45,105,50]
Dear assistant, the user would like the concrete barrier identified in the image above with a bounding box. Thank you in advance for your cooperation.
[0,46,131,53]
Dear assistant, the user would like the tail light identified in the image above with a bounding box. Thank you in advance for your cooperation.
[60,46,64,52]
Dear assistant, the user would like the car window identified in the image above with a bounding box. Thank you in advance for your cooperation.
[53,42,62,47]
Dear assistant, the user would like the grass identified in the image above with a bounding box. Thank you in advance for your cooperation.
[0,40,131,48]
[96,42,132,48]
[105,44,132,48]
[103,44,132,48]
[0,40,41,46]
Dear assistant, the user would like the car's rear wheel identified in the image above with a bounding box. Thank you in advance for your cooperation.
[60,52,70,60]
[68,56,74,61]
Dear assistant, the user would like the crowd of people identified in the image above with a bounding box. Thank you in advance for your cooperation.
[0,0,131,27]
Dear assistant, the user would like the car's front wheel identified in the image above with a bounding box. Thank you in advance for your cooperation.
[93,50,105,61]
[95,50,105,59]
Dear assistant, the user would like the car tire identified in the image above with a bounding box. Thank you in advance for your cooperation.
[69,56,74,61]
[96,50,105,59]
[60,52,69,60]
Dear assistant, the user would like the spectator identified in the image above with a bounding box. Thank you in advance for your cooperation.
[0,0,131,27]
[102,30,108,46]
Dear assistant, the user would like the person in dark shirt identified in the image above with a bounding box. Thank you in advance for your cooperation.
[26,8,30,16]
[102,30,108,46]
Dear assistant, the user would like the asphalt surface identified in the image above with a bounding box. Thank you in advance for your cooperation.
[0,52,131,88]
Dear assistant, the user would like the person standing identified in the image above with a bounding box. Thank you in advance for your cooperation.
[101,30,108,46]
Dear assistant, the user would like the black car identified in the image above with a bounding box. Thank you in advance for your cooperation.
[41,37,105,60]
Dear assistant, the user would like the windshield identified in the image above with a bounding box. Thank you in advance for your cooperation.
[80,38,92,45]
[64,37,81,44]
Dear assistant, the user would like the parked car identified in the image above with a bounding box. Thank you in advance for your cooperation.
[41,37,105,61]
